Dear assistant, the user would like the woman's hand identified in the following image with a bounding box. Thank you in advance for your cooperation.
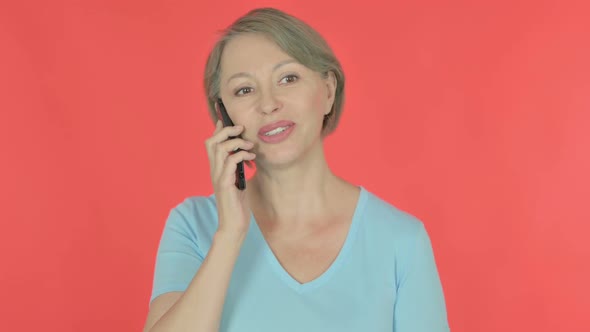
[205,120,256,239]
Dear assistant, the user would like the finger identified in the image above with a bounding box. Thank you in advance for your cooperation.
[205,122,221,156]
[207,125,243,148]
[215,125,245,143]
[206,124,244,165]
[219,138,255,153]
[214,119,222,133]
[220,151,256,186]
[214,139,254,179]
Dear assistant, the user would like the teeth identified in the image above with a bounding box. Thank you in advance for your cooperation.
[264,126,289,136]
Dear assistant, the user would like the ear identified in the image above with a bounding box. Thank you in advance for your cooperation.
[324,71,337,115]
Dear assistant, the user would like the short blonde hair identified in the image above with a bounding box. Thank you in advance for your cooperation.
[203,7,346,137]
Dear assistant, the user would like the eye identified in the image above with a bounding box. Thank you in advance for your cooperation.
[279,74,299,85]
[235,87,254,96]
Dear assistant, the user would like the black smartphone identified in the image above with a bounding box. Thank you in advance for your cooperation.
[217,99,246,190]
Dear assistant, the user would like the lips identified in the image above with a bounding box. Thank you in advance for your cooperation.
[258,120,295,136]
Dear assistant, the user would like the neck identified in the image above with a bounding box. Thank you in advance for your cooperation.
[248,143,343,228]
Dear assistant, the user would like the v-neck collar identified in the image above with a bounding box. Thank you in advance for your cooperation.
[249,186,369,294]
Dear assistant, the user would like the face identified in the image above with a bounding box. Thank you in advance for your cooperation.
[217,33,336,169]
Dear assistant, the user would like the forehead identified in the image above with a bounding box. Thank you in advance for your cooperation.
[220,34,294,76]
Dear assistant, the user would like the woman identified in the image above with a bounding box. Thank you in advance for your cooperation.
[144,7,450,332]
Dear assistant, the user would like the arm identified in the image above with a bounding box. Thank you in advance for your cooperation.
[393,223,450,332]
[143,207,246,332]
[145,231,244,332]
[143,116,255,331]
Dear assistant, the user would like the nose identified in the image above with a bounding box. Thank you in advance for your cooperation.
[257,89,281,115]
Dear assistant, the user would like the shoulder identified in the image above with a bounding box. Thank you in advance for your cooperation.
[357,186,431,266]
[160,193,219,253]
[357,190,438,285]
[361,187,426,242]
[168,193,218,222]
[359,187,435,283]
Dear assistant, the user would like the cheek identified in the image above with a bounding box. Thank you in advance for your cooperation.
[242,122,259,141]
[311,89,327,117]
[296,83,325,113]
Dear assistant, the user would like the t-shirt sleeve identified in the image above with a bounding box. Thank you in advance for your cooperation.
[149,203,205,304]
[393,222,450,332]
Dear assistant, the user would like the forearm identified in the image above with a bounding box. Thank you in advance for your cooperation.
[149,231,245,332]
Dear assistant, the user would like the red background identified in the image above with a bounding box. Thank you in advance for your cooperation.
[1,1,589,331]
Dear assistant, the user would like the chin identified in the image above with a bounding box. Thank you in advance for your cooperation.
[257,148,301,169]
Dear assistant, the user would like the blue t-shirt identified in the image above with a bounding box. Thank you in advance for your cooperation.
[150,186,450,332]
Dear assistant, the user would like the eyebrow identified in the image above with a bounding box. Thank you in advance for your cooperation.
[226,59,298,84]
